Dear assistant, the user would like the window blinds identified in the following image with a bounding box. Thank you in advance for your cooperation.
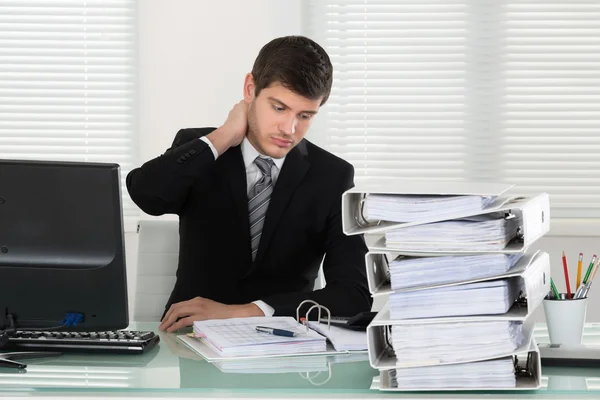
[0,0,138,217]
[303,0,600,219]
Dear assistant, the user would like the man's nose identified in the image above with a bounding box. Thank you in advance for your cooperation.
[279,116,297,136]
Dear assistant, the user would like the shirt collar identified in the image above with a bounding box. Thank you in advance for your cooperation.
[241,137,286,171]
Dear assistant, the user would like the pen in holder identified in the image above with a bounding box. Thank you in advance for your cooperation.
[543,293,587,345]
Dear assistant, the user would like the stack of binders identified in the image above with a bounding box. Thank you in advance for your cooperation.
[341,180,550,391]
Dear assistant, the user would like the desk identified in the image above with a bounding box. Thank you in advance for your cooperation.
[1,322,600,399]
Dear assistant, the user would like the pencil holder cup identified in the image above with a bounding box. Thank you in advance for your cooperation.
[543,295,587,345]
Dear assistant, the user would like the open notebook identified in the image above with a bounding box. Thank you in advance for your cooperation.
[177,316,367,362]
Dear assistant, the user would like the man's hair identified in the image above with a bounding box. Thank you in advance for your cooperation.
[251,35,333,106]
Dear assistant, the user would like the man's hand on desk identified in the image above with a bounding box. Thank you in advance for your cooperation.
[159,297,265,332]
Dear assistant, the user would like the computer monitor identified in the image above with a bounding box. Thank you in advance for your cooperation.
[0,159,129,331]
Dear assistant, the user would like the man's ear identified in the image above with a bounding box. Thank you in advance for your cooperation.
[243,73,255,103]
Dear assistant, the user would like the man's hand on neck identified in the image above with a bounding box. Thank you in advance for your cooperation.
[205,100,249,156]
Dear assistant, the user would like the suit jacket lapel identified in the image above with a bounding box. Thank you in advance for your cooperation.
[218,145,252,266]
[251,141,310,269]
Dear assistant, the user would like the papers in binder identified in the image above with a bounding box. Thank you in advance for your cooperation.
[364,194,495,223]
[366,303,541,371]
[367,252,549,320]
[192,317,327,357]
[365,194,550,254]
[384,214,520,252]
[388,357,517,389]
[213,355,330,374]
[387,253,524,290]
[376,339,541,391]
[213,352,370,374]
[341,180,515,235]
[390,320,527,366]
[177,333,343,362]
[389,279,522,320]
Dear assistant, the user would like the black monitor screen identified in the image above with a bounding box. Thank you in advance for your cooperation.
[0,159,128,331]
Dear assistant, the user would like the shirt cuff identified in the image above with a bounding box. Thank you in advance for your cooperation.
[252,300,275,317]
[199,136,219,160]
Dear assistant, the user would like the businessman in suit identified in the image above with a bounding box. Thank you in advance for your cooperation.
[126,36,371,332]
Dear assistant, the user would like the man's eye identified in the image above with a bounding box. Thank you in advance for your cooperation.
[300,114,313,120]
[273,105,285,112]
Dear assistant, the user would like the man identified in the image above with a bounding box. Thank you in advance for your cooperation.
[127,35,371,332]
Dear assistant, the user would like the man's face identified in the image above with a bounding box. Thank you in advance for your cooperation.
[246,81,322,159]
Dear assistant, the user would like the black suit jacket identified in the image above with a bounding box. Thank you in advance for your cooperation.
[126,128,372,317]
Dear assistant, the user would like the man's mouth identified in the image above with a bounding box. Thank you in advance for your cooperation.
[271,137,293,147]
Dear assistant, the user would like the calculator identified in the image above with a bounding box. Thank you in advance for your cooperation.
[320,311,377,331]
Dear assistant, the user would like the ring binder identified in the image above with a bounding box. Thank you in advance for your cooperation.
[376,339,542,391]
[344,188,548,247]
[366,251,548,322]
[296,300,331,332]
[295,301,369,353]
[366,302,540,370]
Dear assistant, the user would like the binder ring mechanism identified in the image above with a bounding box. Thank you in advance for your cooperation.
[296,300,331,332]
[383,325,395,357]
[355,193,382,228]
[514,352,534,378]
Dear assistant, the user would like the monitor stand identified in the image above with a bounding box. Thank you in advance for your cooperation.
[1,319,63,369]
[0,351,63,369]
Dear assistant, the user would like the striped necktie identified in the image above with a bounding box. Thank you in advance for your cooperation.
[248,157,275,261]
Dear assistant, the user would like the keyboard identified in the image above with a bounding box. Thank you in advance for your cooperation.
[5,330,160,355]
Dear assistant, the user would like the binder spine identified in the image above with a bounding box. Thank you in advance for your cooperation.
[519,193,550,246]
[365,252,391,296]
[521,252,551,315]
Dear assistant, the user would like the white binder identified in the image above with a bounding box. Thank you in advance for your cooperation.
[374,252,548,321]
[368,193,550,254]
[367,301,541,370]
[374,337,542,391]
[342,180,514,236]
[365,251,550,310]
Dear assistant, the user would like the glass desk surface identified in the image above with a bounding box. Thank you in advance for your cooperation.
[0,322,600,398]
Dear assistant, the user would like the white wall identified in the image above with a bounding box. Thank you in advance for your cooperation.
[126,0,302,314]
[138,0,302,162]
[130,1,600,323]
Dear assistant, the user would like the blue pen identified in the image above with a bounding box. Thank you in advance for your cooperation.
[255,326,300,337]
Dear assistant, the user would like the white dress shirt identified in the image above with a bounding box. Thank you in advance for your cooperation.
[200,135,285,317]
